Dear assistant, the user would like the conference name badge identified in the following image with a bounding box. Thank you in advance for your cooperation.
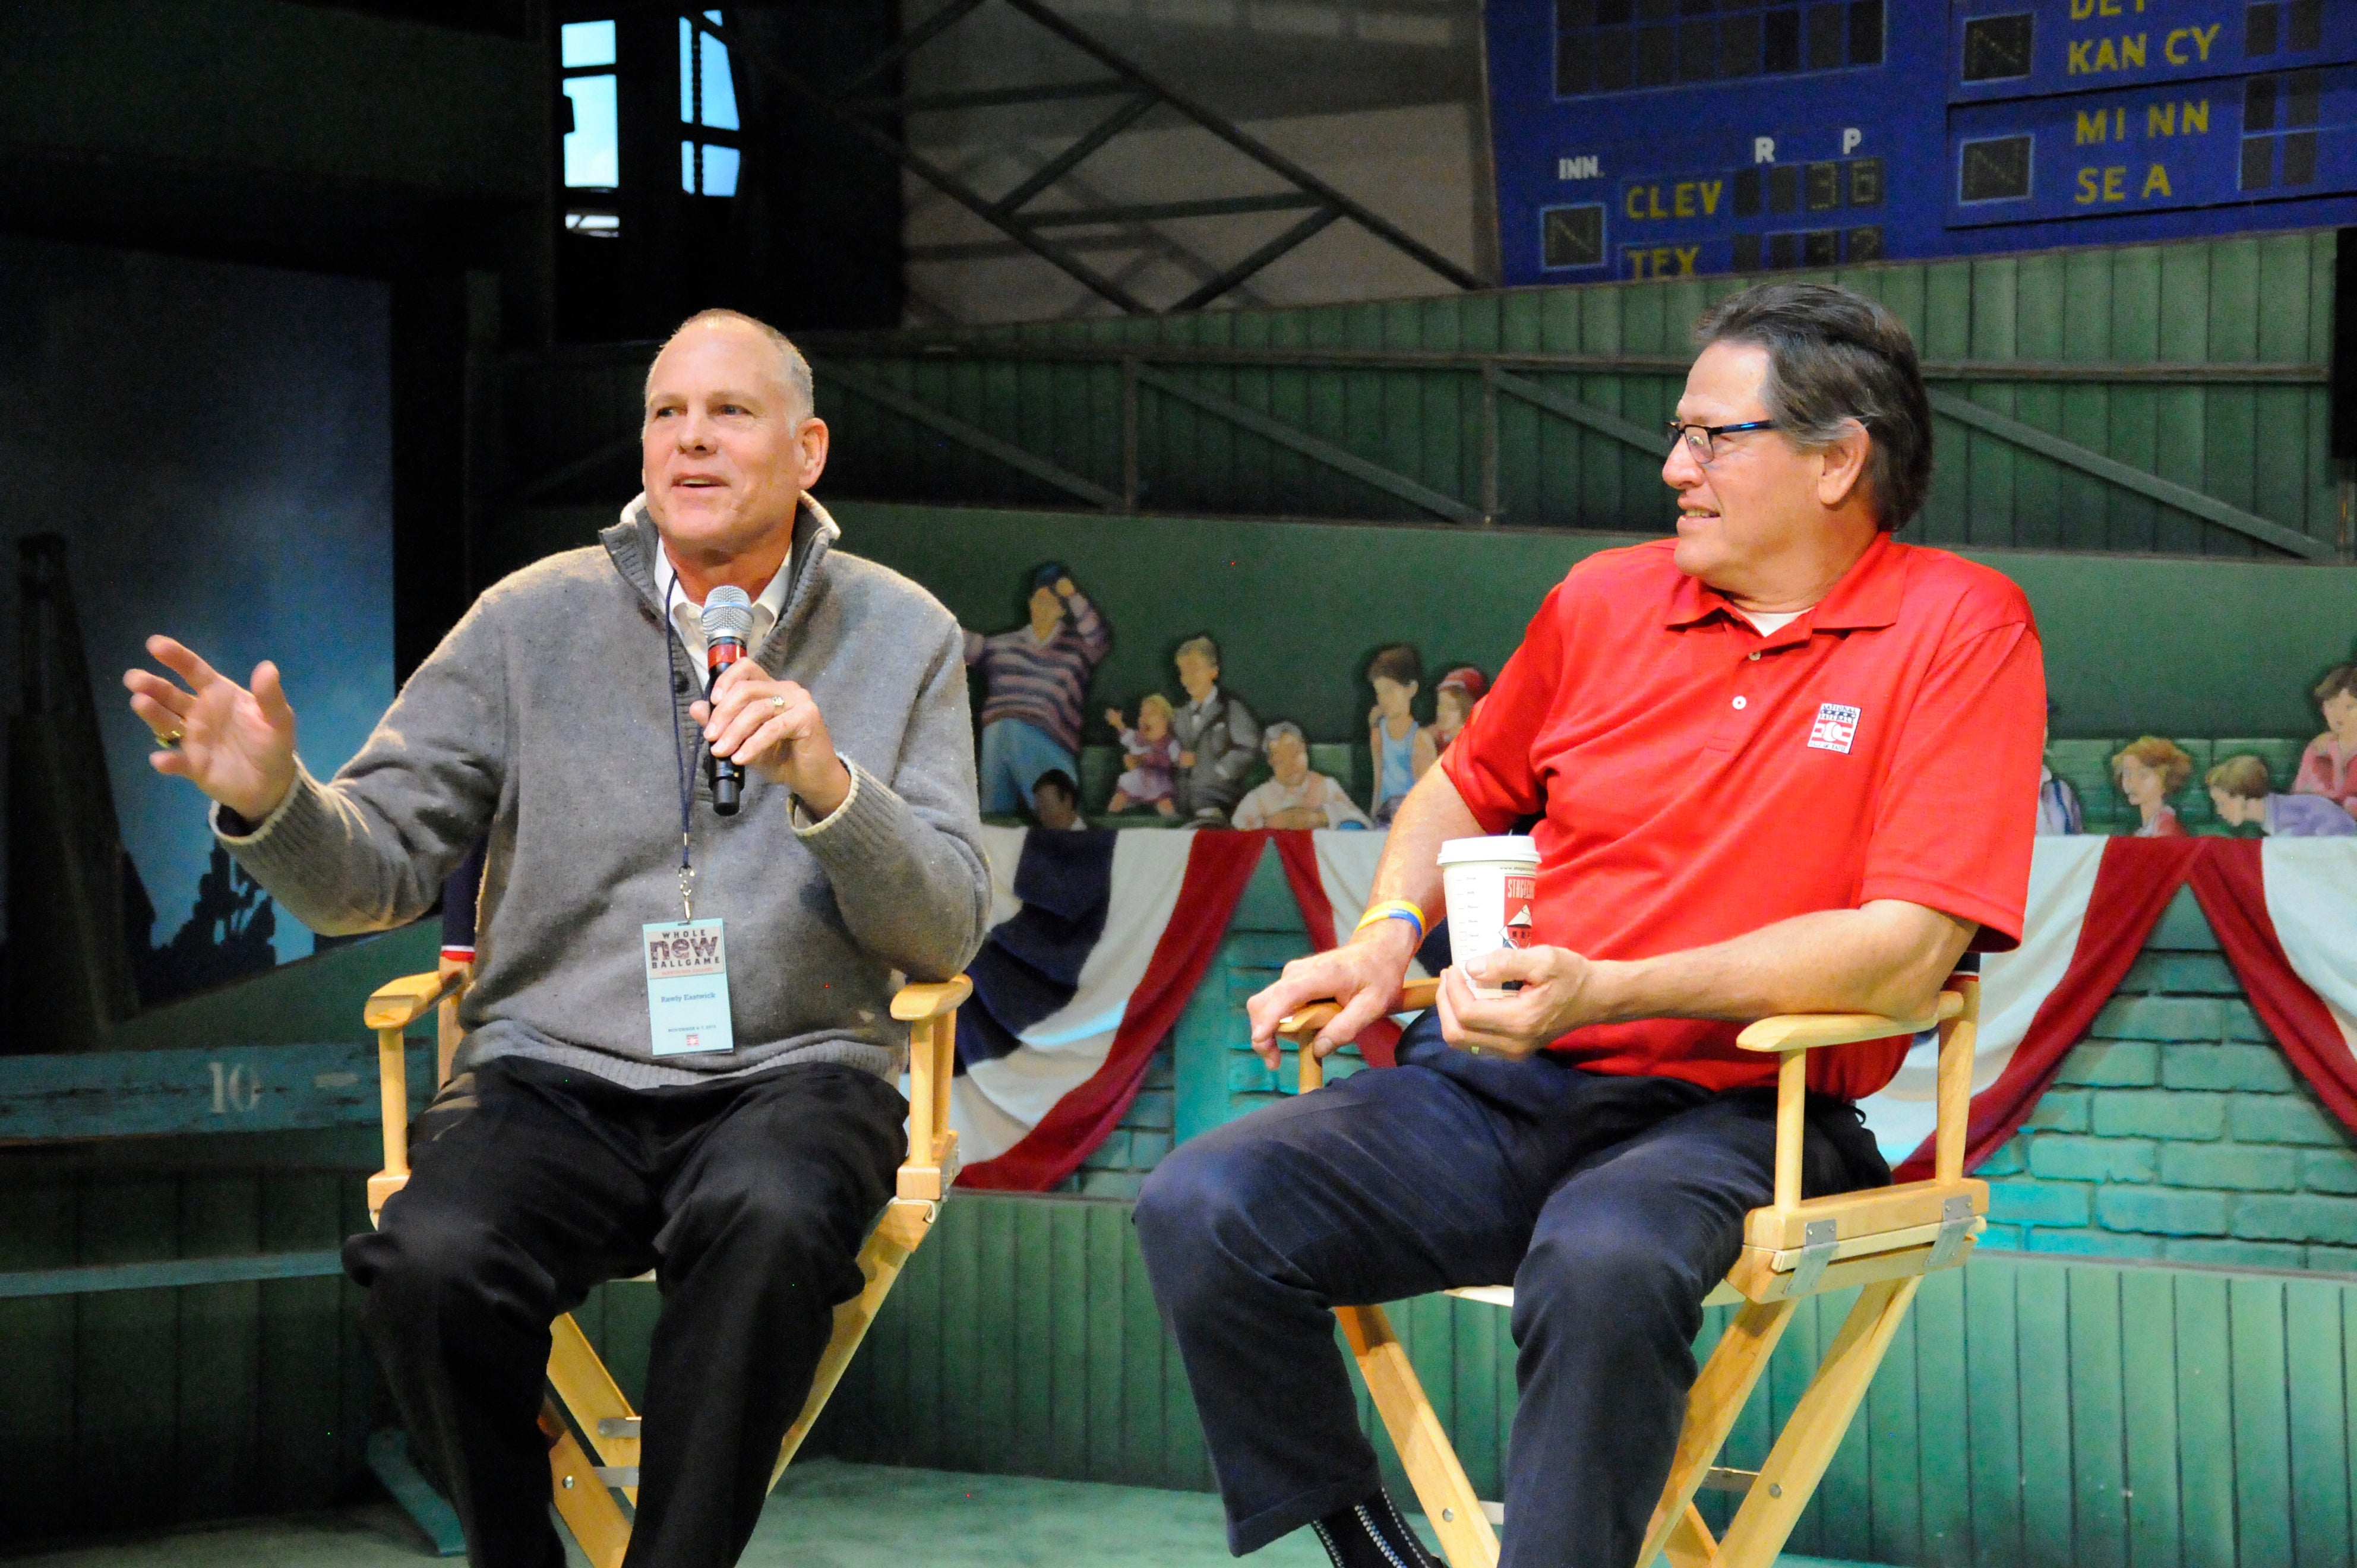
[643,918,735,1057]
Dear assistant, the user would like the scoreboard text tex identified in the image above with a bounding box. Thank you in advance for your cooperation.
[1490,0,2357,286]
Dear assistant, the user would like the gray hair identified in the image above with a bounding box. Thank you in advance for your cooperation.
[1174,634,1221,668]
[1692,283,1933,530]
[1262,720,1305,754]
[648,308,816,419]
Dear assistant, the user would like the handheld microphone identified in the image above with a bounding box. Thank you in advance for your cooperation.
[699,586,756,816]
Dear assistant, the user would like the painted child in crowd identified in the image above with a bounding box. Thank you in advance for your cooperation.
[2294,664,2357,816]
[1429,665,1486,755]
[1104,693,1180,817]
[1365,644,1438,824]
[1232,722,1372,832]
[1031,769,1089,832]
[2112,735,2192,837]
[2036,709,2083,835]
[2207,753,2357,837]
[1170,635,1262,823]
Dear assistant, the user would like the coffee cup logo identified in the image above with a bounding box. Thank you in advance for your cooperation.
[1503,872,1535,950]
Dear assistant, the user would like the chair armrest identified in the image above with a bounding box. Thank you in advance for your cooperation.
[892,976,974,1022]
[1734,990,1961,1053]
[1275,976,1440,1042]
[364,969,467,1032]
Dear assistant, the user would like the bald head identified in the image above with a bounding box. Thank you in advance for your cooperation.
[647,309,814,421]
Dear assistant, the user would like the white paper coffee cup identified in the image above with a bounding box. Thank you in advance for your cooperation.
[1436,835,1541,995]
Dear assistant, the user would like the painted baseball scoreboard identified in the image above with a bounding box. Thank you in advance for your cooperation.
[1489,0,2357,285]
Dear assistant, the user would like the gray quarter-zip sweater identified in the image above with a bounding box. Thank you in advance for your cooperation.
[217,496,989,1089]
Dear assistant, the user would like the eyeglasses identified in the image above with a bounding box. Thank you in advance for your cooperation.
[1666,419,1778,465]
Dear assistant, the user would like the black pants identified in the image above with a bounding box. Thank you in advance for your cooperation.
[1133,1012,1885,1568]
[343,1056,906,1568]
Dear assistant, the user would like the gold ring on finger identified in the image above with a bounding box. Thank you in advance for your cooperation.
[155,729,185,748]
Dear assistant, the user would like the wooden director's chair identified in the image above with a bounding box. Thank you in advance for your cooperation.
[1279,970,1983,1568]
[361,960,971,1568]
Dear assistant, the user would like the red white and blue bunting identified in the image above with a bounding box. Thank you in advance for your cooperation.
[950,831,2357,1191]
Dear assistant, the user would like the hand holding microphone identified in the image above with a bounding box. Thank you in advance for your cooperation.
[698,588,755,814]
[690,592,851,820]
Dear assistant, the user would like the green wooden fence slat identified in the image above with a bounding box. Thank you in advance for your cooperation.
[1868,1287,1925,1567]
[1133,365,1483,524]
[2017,1262,2074,1568]
[1492,369,1666,459]
[2284,1277,2352,1568]
[2118,1266,2183,1568]
[2175,1272,2238,1568]
[1926,391,2330,559]
[258,1174,343,1513]
[2230,1276,2294,1568]
[174,1173,261,1521]
[1912,1269,1975,1567]
[2068,1266,2128,1568]
[1050,1200,1090,1479]
[1086,1200,1129,1484]
[826,362,1119,510]
[77,1174,179,1532]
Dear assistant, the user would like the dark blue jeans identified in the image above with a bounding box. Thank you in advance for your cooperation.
[1135,1012,1885,1568]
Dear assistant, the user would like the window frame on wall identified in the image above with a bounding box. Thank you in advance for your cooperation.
[680,10,742,198]
[559,17,621,238]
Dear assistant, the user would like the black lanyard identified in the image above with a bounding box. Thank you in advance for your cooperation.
[661,574,697,921]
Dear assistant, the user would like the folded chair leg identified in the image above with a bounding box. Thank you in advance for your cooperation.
[548,1312,641,1503]
[1336,1304,1500,1568]
[1637,1298,1797,1567]
[542,1396,631,1568]
[769,1196,939,1490]
[1661,1503,1717,1568]
[1712,1277,1922,1568]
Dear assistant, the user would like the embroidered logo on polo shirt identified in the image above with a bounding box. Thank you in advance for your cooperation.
[1808,702,1862,754]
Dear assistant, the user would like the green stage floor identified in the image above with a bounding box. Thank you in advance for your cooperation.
[5,1459,1883,1568]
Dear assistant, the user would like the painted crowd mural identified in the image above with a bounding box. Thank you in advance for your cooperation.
[965,561,2356,845]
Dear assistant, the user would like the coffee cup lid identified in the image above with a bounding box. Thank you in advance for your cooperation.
[1435,834,1540,868]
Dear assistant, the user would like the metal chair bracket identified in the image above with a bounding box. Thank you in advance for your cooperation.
[1787,1219,1838,1295]
[1928,1194,1976,1269]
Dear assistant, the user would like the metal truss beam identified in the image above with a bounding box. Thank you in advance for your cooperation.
[690,2,1479,315]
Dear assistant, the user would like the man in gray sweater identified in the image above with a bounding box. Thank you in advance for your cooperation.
[124,310,989,1568]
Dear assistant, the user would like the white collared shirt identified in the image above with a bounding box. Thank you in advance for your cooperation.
[653,545,792,668]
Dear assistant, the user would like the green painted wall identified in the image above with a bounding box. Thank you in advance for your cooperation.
[493,500,2357,748]
[511,233,2348,561]
[795,1190,2357,1568]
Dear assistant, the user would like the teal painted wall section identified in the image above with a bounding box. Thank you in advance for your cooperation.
[807,1190,2357,1568]
[489,500,2357,750]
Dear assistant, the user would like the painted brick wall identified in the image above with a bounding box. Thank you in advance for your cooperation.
[1140,849,2357,1271]
[1978,892,2357,1269]
[1057,1045,1177,1202]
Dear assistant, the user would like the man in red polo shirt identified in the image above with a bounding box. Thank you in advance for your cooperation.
[1135,283,2043,1568]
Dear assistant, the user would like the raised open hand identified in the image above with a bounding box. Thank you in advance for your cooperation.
[122,636,299,823]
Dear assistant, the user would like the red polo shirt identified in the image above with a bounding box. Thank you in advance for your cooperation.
[1440,533,2044,1099]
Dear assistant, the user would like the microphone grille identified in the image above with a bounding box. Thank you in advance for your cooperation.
[700,585,756,643]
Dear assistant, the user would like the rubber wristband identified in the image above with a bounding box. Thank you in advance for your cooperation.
[1353,899,1427,944]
